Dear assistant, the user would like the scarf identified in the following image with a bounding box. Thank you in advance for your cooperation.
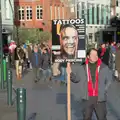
[85,58,102,96]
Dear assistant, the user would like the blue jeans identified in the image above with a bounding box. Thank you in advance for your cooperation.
[53,67,67,83]
[41,68,52,81]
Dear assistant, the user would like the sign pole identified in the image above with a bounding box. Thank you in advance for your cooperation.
[0,0,4,89]
[67,63,71,120]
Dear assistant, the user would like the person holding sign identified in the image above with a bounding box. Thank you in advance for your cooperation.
[67,48,113,120]
[52,19,86,120]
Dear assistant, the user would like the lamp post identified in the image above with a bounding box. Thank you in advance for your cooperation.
[0,0,4,89]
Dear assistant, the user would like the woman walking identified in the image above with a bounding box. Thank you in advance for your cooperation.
[14,45,25,80]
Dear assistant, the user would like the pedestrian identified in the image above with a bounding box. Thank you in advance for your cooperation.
[109,42,116,71]
[31,45,41,83]
[67,48,113,120]
[14,45,25,80]
[40,44,52,82]
[29,43,33,69]
[98,43,110,66]
[115,43,120,81]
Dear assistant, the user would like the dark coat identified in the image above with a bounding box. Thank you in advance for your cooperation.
[98,48,110,66]
[14,47,25,60]
[31,52,41,68]
[27,46,32,60]
[40,52,51,70]
[70,62,113,102]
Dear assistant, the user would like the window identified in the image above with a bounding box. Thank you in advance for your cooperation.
[106,6,109,24]
[103,6,107,24]
[101,5,104,24]
[62,7,64,19]
[57,6,60,19]
[26,6,32,20]
[18,7,24,20]
[5,0,10,19]
[106,5,111,25]
[87,3,92,24]
[55,6,57,19]
[97,5,99,24]
[81,2,85,19]
[92,4,94,24]
[87,3,90,24]
[116,0,118,6]
[50,6,52,20]
[36,5,43,20]
[94,4,97,24]
[77,3,79,18]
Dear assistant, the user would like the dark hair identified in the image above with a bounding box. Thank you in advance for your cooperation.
[40,43,46,49]
[60,24,77,32]
[87,48,98,56]
[17,45,21,48]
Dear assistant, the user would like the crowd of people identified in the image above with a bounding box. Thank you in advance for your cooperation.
[4,40,120,84]
[97,41,120,81]
[7,42,51,82]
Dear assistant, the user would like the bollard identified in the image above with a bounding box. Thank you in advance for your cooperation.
[0,59,4,89]
[3,59,7,82]
[7,69,12,105]
[17,88,26,120]
[6,55,10,69]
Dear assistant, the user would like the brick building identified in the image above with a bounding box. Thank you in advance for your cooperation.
[14,0,72,31]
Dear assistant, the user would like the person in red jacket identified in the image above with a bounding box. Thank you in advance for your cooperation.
[67,48,113,120]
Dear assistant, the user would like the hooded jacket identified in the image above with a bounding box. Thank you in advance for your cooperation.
[70,60,113,102]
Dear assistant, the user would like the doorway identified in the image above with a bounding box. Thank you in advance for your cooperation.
[102,31,114,43]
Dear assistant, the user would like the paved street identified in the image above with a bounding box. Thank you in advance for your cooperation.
[0,69,120,120]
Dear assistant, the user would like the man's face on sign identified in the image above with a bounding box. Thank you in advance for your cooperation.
[60,27,78,55]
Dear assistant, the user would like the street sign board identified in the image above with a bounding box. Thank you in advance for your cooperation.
[52,18,86,63]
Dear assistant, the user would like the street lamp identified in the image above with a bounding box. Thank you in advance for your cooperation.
[0,0,4,89]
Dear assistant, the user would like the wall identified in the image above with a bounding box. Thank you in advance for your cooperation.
[76,0,112,43]
[1,0,14,42]
[14,0,44,29]
[14,0,71,31]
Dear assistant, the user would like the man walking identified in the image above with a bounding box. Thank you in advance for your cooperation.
[67,48,113,120]
[31,45,41,83]
[40,44,52,82]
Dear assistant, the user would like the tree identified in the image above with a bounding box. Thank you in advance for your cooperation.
[13,27,52,44]
[38,31,52,43]
[18,28,37,43]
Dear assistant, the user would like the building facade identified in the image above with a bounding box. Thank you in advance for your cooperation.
[115,0,120,42]
[1,0,14,44]
[116,0,120,16]
[77,0,115,44]
[14,0,71,31]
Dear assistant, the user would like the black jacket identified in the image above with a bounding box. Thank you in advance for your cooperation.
[14,47,25,60]
[31,52,41,68]
[40,52,51,70]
